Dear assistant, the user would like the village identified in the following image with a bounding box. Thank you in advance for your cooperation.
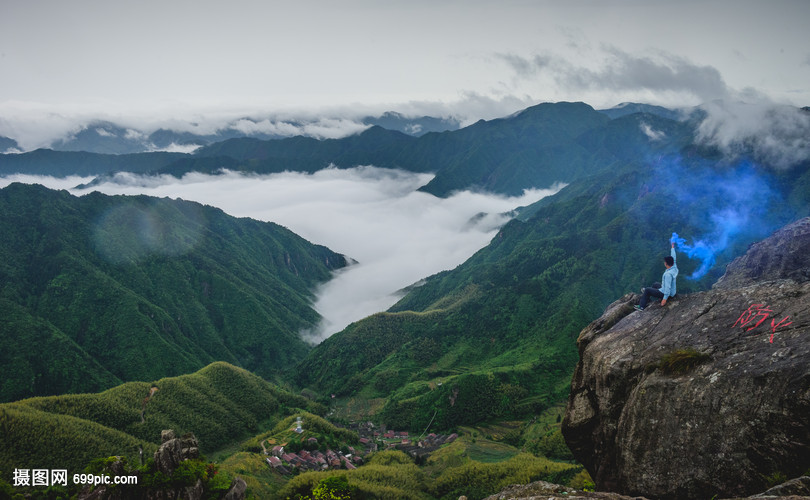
[262,417,458,475]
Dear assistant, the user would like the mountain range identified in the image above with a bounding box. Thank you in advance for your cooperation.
[296,153,808,431]
[0,102,691,197]
[0,112,463,156]
[0,183,346,402]
[0,104,675,157]
[1,100,809,498]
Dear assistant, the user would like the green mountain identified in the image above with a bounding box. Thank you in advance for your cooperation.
[0,183,346,402]
[295,153,810,432]
[0,148,184,177]
[187,102,690,197]
[0,361,322,473]
[1,102,694,197]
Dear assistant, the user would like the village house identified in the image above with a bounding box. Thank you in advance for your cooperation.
[340,456,356,470]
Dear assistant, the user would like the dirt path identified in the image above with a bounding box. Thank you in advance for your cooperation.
[141,386,159,423]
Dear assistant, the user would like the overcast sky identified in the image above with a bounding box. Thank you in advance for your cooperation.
[1,0,808,128]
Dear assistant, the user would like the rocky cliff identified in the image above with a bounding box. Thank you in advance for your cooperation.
[562,217,810,499]
[78,430,246,500]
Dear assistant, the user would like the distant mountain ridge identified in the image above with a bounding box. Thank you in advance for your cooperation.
[596,102,685,120]
[0,103,682,157]
[0,183,347,402]
[1,102,698,197]
[3,112,462,156]
[0,136,20,154]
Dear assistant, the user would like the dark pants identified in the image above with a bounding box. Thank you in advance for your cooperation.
[639,287,665,309]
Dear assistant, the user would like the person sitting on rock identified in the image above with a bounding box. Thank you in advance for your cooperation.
[635,241,678,311]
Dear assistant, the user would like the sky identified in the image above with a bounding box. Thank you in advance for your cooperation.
[1,0,809,145]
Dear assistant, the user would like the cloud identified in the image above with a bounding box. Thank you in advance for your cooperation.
[229,117,370,139]
[497,46,731,106]
[640,122,666,141]
[4,167,561,343]
[0,93,541,152]
[0,104,94,151]
[147,143,202,154]
[696,98,810,169]
[0,102,377,151]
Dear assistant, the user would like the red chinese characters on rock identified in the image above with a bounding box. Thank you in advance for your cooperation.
[732,303,793,343]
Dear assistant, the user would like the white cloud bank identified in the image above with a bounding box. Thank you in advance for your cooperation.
[1,167,561,343]
[696,99,810,169]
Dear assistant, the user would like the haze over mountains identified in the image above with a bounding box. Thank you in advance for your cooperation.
[0,111,463,155]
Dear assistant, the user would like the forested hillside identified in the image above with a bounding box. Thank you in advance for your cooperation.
[0,183,346,402]
[0,362,322,473]
[296,151,810,431]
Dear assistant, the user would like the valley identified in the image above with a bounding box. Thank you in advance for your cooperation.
[1,101,809,499]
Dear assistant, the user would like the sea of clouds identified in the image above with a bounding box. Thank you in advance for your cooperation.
[0,167,562,343]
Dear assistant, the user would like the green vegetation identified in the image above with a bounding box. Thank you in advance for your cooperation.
[0,183,346,402]
[298,151,807,433]
[518,406,574,461]
[219,452,288,499]
[277,445,579,500]
[0,362,322,473]
[0,402,156,473]
[654,348,713,375]
[763,471,789,488]
[4,103,810,498]
[216,408,583,499]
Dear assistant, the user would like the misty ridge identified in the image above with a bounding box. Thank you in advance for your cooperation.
[0,97,806,161]
[1,98,809,345]
[0,167,561,343]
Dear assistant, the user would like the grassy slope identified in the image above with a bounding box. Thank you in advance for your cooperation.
[0,362,323,474]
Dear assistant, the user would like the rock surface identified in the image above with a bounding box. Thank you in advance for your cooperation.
[483,477,810,500]
[153,430,200,475]
[482,480,647,499]
[562,218,810,499]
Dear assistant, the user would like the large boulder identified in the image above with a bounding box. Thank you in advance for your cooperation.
[563,218,810,499]
[153,429,200,475]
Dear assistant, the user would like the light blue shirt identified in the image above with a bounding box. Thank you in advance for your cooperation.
[661,247,678,300]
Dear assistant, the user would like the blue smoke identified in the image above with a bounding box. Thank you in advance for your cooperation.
[664,160,776,280]
[670,232,717,280]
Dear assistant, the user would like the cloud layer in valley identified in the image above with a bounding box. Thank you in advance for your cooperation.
[0,168,561,342]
